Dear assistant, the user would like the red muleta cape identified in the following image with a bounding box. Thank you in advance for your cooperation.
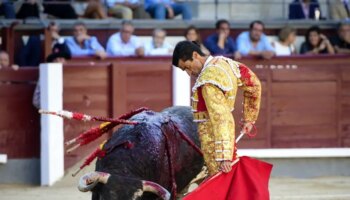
[184,156,273,200]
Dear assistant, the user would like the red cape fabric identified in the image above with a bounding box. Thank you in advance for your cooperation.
[183,156,273,200]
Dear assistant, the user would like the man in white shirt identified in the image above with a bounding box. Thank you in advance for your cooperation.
[106,20,144,56]
[145,28,173,56]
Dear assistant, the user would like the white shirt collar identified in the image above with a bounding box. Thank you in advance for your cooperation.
[196,55,214,76]
[203,55,214,68]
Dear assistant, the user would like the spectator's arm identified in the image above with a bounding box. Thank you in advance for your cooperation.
[106,37,120,56]
[89,37,105,52]
[66,38,95,56]
[236,33,250,55]
[134,37,144,56]
[335,47,350,54]
[263,35,275,53]
[204,36,225,55]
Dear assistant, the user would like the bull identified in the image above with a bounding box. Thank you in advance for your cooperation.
[77,106,204,200]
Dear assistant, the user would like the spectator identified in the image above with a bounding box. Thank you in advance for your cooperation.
[144,29,173,56]
[107,0,140,19]
[17,35,42,67]
[16,0,41,19]
[330,22,350,54]
[65,22,107,59]
[0,51,19,70]
[144,0,192,20]
[204,19,240,59]
[33,44,70,110]
[43,0,78,19]
[17,21,67,67]
[184,25,209,55]
[289,0,322,20]
[0,0,15,19]
[47,22,71,59]
[330,0,350,20]
[300,26,335,55]
[83,0,108,19]
[46,43,71,63]
[272,26,297,56]
[237,20,275,59]
[106,20,144,56]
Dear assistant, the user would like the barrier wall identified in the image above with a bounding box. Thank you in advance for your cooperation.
[0,55,349,174]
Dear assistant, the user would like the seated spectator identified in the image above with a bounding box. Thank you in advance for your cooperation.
[43,0,78,19]
[184,25,209,55]
[237,20,275,59]
[66,22,107,59]
[46,43,71,63]
[83,0,108,19]
[16,0,40,19]
[289,0,322,20]
[0,0,15,19]
[330,0,350,20]
[17,21,67,67]
[106,20,144,56]
[16,35,42,67]
[107,0,140,19]
[300,26,335,55]
[331,22,350,54]
[33,44,70,110]
[47,22,71,60]
[272,26,297,56]
[204,19,240,59]
[144,0,192,20]
[145,29,173,56]
[0,51,18,70]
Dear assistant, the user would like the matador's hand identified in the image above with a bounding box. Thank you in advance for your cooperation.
[220,161,232,173]
[241,122,254,134]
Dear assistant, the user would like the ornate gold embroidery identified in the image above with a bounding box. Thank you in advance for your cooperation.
[240,69,261,122]
[191,56,261,176]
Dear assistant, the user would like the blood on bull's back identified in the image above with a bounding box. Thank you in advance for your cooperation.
[80,106,204,200]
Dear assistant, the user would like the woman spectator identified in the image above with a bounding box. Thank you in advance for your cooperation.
[300,26,335,55]
[272,26,297,56]
[184,25,209,55]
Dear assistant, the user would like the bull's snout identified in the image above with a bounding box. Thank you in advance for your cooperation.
[78,171,110,192]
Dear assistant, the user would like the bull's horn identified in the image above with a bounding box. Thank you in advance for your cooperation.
[141,180,171,200]
[78,171,110,192]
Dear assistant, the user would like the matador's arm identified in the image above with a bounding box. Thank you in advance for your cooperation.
[202,84,235,162]
[239,64,262,123]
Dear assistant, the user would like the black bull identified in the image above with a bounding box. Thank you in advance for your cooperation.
[78,106,205,200]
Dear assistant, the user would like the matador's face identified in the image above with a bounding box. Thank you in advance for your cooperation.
[177,57,203,78]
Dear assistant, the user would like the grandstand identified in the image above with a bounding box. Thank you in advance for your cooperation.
[0,1,350,200]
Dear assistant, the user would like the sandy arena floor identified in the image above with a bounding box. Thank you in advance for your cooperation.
[1,162,350,200]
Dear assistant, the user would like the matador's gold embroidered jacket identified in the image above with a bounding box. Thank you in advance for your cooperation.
[192,56,261,165]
